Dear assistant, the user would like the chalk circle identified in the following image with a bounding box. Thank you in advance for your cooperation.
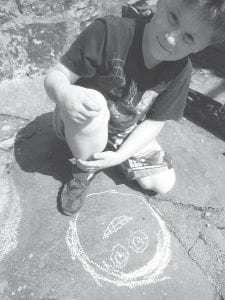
[66,190,171,288]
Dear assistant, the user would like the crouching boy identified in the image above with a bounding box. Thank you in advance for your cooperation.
[44,0,225,215]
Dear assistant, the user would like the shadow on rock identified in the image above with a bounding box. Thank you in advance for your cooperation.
[14,112,126,186]
[14,112,72,184]
[14,112,150,203]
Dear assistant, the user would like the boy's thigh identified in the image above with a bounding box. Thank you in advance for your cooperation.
[119,140,174,183]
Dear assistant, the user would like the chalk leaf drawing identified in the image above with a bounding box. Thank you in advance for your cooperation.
[66,190,171,288]
[103,215,133,240]
[129,231,149,254]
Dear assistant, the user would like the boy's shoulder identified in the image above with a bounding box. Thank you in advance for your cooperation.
[97,15,136,35]
[95,15,138,55]
[98,15,135,25]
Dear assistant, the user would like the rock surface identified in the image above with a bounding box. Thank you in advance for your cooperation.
[0,76,224,299]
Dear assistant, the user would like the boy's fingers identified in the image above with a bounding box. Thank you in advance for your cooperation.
[78,159,100,168]
[76,103,100,118]
[77,159,91,166]
[93,153,104,159]
[62,111,86,123]
[71,112,91,123]
[83,110,100,118]
[73,112,86,121]
[83,97,101,112]
[73,105,98,119]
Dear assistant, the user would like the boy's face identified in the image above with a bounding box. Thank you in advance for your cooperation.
[142,0,214,64]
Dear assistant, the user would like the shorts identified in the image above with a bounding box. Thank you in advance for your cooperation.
[53,106,173,180]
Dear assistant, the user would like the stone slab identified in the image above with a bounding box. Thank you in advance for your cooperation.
[0,109,221,298]
[1,76,225,209]
[0,130,217,298]
[16,0,64,16]
[191,69,225,105]
[0,73,225,298]
[0,76,54,120]
[148,197,225,296]
[157,118,225,208]
[0,22,67,79]
[185,89,225,140]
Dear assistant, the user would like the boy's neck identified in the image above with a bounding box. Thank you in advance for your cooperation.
[145,59,161,69]
[143,53,162,69]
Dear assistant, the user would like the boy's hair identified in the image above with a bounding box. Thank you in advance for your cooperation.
[183,0,225,44]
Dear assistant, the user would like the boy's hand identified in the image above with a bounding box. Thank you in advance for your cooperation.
[60,86,102,123]
[77,151,123,172]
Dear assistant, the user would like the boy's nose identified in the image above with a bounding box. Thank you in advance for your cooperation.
[165,31,179,47]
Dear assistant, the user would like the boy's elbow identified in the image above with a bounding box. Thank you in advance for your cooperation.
[53,62,80,84]
[44,67,63,101]
[44,65,66,90]
[44,63,80,90]
[44,67,55,83]
[44,68,54,95]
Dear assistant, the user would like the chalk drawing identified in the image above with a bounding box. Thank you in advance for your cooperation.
[66,190,171,288]
[129,231,149,254]
[102,231,149,271]
[0,169,22,261]
[109,244,130,269]
[103,215,133,240]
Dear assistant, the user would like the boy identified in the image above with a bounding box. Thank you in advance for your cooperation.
[44,0,225,215]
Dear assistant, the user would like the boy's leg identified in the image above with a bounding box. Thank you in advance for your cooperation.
[136,168,176,194]
[61,95,109,161]
[119,140,176,194]
[53,90,110,215]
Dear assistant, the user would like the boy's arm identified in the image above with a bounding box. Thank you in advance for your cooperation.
[44,63,101,123]
[45,19,109,123]
[77,119,164,171]
[44,63,80,102]
[116,119,165,161]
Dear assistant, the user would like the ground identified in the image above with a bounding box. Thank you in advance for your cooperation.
[0,65,225,299]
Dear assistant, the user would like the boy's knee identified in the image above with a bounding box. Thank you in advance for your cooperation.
[137,168,176,194]
[61,89,110,132]
[86,89,110,122]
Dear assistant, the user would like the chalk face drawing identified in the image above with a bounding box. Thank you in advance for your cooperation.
[66,190,171,288]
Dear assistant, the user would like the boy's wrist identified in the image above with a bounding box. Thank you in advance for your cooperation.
[115,149,129,164]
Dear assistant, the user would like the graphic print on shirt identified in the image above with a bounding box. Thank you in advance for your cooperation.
[109,58,127,97]
[98,58,127,98]
[109,85,158,132]
[99,58,158,132]
[108,89,158,148]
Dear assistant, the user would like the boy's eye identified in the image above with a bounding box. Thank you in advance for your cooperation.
[168,12,178,25]
[183,33,194,44]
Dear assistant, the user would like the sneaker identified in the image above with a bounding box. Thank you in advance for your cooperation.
[60,165,95,216]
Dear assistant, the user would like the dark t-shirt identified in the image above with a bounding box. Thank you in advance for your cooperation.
[61,15,192,132]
